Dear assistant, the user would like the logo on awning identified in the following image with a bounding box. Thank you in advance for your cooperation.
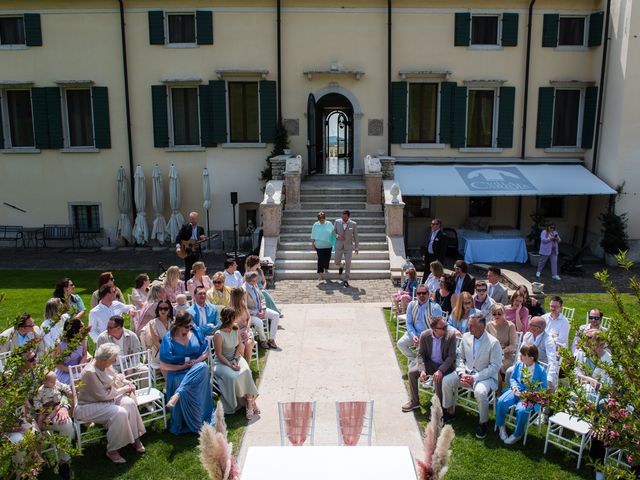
[455,166,536,192]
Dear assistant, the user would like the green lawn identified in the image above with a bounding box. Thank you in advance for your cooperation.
[0,270,264,479]
[383,292,635,480]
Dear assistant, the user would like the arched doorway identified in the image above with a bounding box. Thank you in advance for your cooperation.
[308,93,354,175]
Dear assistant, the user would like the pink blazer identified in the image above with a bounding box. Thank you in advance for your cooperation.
[539,229,560,256]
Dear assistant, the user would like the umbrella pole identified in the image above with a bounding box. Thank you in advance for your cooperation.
[206,209,211,250]
[232,203,238,264]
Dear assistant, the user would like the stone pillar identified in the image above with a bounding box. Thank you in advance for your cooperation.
[269,155,288,180]
[379,156,396,180]
[260,180,283,237]
[284,155,302,210]
[384,181,405,236]
[364,155,382,210]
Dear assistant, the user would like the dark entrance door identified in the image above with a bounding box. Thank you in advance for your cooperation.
[306,94,317,174]
[311,93,353,174]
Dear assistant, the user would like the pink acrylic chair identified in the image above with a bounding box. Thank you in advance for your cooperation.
[336,400,374,446]
[278,401,317,446]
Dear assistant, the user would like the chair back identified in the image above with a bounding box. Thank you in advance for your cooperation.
[278,401,316,446]
[118,350,152,391]
[561,306,575,322]
[584,312,611,331]
[69,362,91,403]
[0,351,11,372]
[335,400,374,446]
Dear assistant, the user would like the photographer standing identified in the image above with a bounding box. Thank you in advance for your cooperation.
[536,224,561,281]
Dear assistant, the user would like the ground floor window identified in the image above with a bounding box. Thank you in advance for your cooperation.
[468,196,492,217]
[71,204,101,232]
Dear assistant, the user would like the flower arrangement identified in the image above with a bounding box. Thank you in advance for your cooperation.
[198,402,240,480]
[416,395,455,480]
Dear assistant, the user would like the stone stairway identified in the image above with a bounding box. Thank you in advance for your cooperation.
[274,175,390,280]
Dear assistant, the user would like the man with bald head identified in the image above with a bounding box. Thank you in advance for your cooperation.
[176,212,206,280]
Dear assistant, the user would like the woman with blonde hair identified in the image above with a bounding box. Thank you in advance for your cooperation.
[244,255,282,317]
[207,271,232,308]
[228,286,255,365]
[135,281,167,334]
[163,266,185,304]
[505,291,530,332]
[392,267,418,313]
[186,261,212,299]
[424,260,444,293]
[487,303,518,386]
[448,291,475,336]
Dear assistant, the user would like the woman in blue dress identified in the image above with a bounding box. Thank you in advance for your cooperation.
[159,310,215,435]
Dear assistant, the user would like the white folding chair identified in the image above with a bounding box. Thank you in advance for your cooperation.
[336,400,374,446]
[584,312,611,331]
[0,351,11,371]
[278,401,317,446]
[605,448,632,470]
[250,327,260,374]
[69,362,107,449]
[561,306,575,322]
[456,386,497,418]
[206,336,222,398]
[119,350,167,429]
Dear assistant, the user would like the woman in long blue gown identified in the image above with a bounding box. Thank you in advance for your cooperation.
[159,310,215,435]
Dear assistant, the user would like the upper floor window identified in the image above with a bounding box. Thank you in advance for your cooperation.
[167,13,195,45]
[407,83,438,144]
[63,88,94,148]
[542,12,603,48]
[148,10,213,46]
[0,89,34,148]
[558,16,586,46]
[466,89,497,148]
[169,86,200,146]
[471,15,499,45]
[0,17,25,45]
[228,81,259,143]
[454,12,518,47]
[552,89,583,147]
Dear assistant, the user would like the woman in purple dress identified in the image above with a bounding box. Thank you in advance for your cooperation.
[55,318,89,385]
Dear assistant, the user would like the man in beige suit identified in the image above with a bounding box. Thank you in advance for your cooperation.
[333,210,359,288]
[0,313,44,356]
[441,313,502,439]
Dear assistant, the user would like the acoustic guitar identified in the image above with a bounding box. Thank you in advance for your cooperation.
[177,234,217,259]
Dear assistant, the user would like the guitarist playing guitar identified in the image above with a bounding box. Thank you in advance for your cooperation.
[175,212,206,281]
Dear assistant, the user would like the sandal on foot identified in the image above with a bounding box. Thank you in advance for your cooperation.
[106,451,126,464]
[246,405,255,420]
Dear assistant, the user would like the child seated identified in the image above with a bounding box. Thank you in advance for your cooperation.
[34,371,73,429]
[174,294,189,313]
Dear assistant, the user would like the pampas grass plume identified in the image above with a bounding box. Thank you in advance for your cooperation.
[199,423,224,480]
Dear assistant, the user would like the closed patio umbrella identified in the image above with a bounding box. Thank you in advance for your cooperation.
[132,164,149,245]
[116,166,133,245]
[151,164,167,244]
[166,163,184,243]
[202,167,211,248]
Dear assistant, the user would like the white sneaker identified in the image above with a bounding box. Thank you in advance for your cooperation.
[535,272,541,279]
[552,275,561,280]
[504,434,522,445]
[498,426,508,441]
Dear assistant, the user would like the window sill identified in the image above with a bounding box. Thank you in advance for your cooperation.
[400,143,445,149]
[459,147,503,153]
[165,43,198,49]
[544,147,587,153]
[555,45,589,52]
[221,142,267,148]
[0,44,28,50]
[165,146,206,152]
[467,45,503,51]
[1,148,40,154]
[60,147,100,153]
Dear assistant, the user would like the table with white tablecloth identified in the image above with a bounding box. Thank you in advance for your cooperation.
[242,446,418,480]
[457,229,528,264]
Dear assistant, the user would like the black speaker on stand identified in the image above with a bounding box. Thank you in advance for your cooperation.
[230,192,238,264]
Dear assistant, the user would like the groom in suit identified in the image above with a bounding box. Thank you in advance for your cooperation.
[333,210,359,288]
[402,315,457,412]
[441,313,502,439]
[175,212,206,280]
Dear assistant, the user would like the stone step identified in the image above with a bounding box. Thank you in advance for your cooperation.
[279,241,387,251]
[281,216,385,225]
[280,232,386,242]
[300,193,366,201]
[299,202,367,210]
[275,269,391,280]
[283,209,383,218]
[280,224,386,234]
[277,259,390,270]
[277,250,390,260]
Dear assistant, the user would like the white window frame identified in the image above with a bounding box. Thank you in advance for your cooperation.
[165,12,197,48]
[0,88,36,150]
[550,87,585,148]
[464,87,499,149]
[402,81,443,148]
[469,13,502,48]
[557,15,588,48]
[68,202,103,233]
[224,79,264,146]
[61,87,95,150]
[167,85,201,148]
[0,15,26,48]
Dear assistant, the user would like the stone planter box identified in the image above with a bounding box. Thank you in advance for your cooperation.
[528,252,540,268]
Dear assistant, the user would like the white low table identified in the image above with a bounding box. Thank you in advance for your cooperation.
[242,446,418,480]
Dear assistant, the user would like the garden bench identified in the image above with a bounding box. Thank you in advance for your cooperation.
[0,226,25,248]
[40,224,78,251]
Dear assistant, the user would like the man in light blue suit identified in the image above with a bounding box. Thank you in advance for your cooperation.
[188,285,220,336]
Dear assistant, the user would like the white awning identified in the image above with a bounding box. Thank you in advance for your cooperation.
[395,164,617,197]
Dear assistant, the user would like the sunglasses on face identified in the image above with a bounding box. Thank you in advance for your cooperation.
[158,307,171,312]
[589,316,601,321]
[492,312,504,316]
[476,288,487,293]
[213,281,223,285]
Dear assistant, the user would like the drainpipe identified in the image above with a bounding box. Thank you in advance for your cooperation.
[520,0,536,160]
[581,0,612,247]
[387,0,392,157]
[118,0,136,213]
[276,0,282,122]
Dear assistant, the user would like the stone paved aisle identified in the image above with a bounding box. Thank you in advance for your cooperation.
[268,279,398,304]
[237,302,423,467]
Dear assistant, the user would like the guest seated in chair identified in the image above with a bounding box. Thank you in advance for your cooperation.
[571,308,605,355]
[486,304,518,389]
[442,314,502,439]
[207,272,232,309]
[448,291,475,336]
[213,308,259,419]
[392,267,418,314]
[512,316,557,391]
[423,260,444,294]
[135,282,167,335]
[402,315,457,412]
[496,343,548,445]
[0,313,45,356]
[505,292,530,333]
[90,272,125,309]
[473,280,496,322]
[228,287,256,366]
[245,255,282,317]
[159,311,215,435]
[223,258,243,288]
[187,285,220,337]
[487,267,509,305]
[244,271,280,351]
[163,266,186,304]
[517,285,545,317]
[452,260,475,295]
[130,273,150,309]
[434,274,456,314]
[74,343,146,464]
[397,285,442,368]
[187,261,213,300]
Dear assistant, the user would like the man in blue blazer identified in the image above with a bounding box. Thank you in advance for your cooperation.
[188,285,220,337]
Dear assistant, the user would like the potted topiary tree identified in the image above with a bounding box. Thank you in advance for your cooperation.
[598,209,629,266]
[260,122,291,183]
[526,208,546,267]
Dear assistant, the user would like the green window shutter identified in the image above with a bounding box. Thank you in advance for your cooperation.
[31,88,49,148]
[210,80,227,144]
[454,12,470,46]
[148,11,165,45]
[151,85,169,148]
[581,86,598,149]
[451,86,467,148]
[260,80,277,143]
[390,82,407,144]
[92,87,111,149]
[501,13,519,47]
[45,87,63,149]
[198,84,214,147]
[497,87,516,148]
[535,87,555,148]
[196,11,213,45]
[588,12,604,47]
[439,82,456,144]
[24,13,42,46]
[542,14,559,47]
[0,100,4,149]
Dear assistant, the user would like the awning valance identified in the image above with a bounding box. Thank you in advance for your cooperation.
[395,164,616,197]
